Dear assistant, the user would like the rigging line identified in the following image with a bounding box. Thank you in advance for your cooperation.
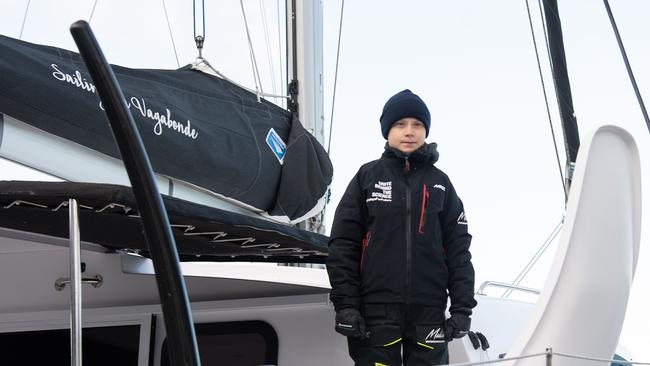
[511,222,562,287]
[538,0,553,73]
[193,0,206,39]
[503,218,563,298]
[240,0,265,97]
[327,0,345,155]
[603,0,650,134]
[537,0,559,118]
[88,0,99,24]
[161,0,180,68]
[276,0,285,107]
[259,0,278,96]
[527,0,567,201]
[539,0,578,136]
[192,58,288,99]
[18,0,31,40]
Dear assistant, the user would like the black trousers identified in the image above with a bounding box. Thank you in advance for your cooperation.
[347,304,449,366]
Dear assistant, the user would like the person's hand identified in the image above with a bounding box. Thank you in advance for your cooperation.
[335,308,369,338]
[445,313,471,341]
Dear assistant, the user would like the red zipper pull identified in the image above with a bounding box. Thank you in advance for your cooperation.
[418,184,428,234]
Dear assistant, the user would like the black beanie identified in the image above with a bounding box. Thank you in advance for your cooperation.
[379,89,431,139]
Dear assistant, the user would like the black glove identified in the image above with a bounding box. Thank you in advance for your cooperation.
[445,313,471,341]
[335,308,368,338]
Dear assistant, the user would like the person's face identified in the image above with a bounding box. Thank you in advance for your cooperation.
[387,117,426,154]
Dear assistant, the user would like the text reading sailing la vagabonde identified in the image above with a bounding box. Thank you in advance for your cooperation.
[51,63,198,140]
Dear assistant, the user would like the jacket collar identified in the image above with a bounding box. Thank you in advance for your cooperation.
[382,142,439,165]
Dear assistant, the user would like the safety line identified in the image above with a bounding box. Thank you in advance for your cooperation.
[446,351,548,366]
[554,351,650,365]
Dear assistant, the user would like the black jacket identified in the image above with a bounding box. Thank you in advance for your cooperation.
[327,143,476,315]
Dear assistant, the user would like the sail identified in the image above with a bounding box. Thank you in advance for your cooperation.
[0,35,332,222]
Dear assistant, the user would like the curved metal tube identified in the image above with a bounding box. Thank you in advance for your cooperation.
[70,20,200,366]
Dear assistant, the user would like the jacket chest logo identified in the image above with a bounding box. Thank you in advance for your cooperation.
[366,181,392,203]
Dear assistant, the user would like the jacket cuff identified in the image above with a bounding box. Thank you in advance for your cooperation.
[333,296,361,312]
[449,306,473,317]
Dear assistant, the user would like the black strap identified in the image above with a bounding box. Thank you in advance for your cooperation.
[467,331,481,350]
[476,332,490,350]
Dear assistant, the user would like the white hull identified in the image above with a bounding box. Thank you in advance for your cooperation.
[0,125,641,365]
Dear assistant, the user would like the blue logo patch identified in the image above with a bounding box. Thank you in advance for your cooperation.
[266,128,287,164]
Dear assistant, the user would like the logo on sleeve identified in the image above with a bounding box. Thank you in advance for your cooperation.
[366,181,392,203]
[457,212,468,225]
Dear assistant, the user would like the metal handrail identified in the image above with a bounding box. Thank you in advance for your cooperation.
[69,199,82,366]
[476,281,540,296]
[54,275,103,291]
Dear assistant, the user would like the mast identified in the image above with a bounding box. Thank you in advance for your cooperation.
[286,0,325,145]
[286,0,326,237]
[542,0,580,194]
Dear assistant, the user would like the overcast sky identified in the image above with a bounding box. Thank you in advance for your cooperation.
[1,0,649,362]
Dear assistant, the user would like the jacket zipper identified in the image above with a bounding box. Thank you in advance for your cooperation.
[404,157,412,303]
[441,244,448,270]
[360,231,371,271]
[418,184,429,234]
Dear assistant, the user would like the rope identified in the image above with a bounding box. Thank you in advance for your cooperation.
[88,0,99,24]
[276,0,285,107]
[161,0,181,68]
[191,59,288,99]
[602,0,650,134]
[446,351,548,366]
[259,0,278,96]
[239,0,264,100]
[525,0,567,202]
[503,218,563,298]
[537,0,554,78]
[327,0,345,155]
[554,351,650,365]
[18,0,31,39]
[445,350,650,366]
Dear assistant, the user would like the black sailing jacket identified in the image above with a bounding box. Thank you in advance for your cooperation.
[326,143,476,315]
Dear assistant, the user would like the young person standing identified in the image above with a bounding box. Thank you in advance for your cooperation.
[327,89,476,365]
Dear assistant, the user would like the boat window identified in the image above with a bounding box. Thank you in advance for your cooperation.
[0,324,140,365]
[161,320,279,366]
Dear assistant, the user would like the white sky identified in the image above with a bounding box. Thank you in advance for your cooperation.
[1,0,649,362]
